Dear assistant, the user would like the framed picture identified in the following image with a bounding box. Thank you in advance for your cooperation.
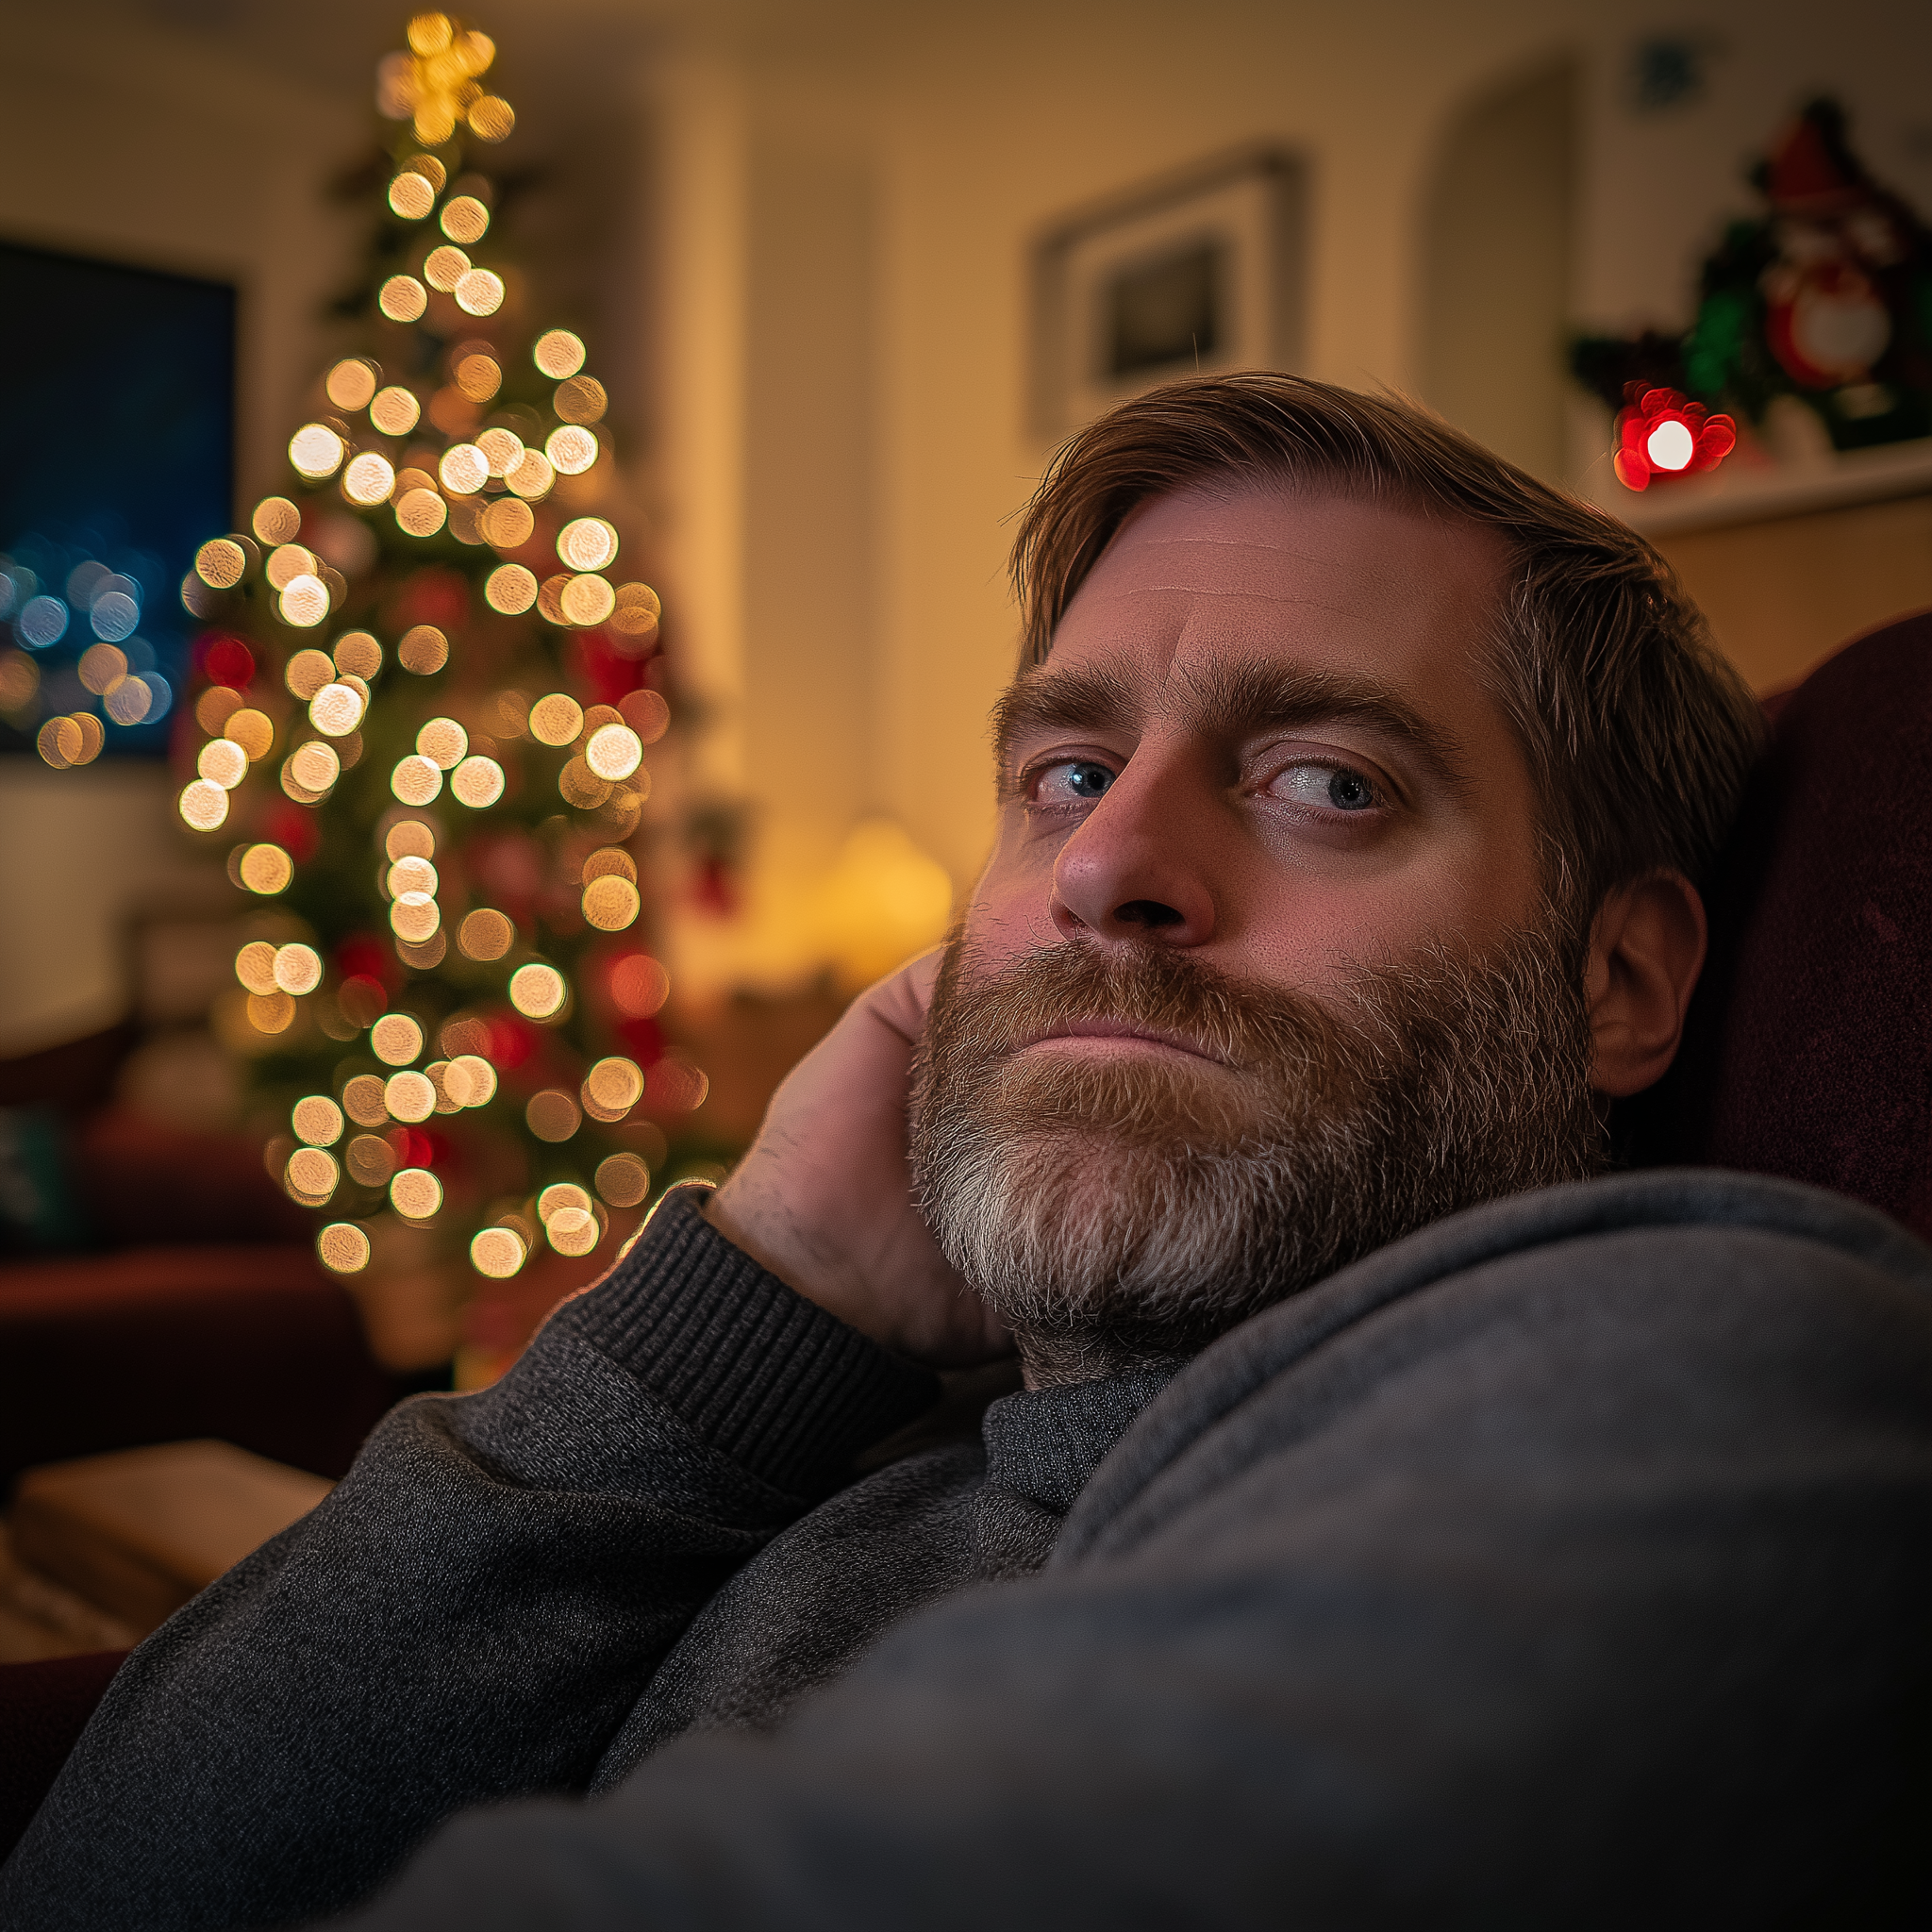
[1031,145,1307,437]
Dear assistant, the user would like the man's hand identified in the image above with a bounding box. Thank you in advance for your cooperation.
[705,950,1012,1368]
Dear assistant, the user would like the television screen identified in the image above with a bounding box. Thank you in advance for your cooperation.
[0,239,235,758]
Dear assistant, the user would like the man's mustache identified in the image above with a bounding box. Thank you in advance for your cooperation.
[929,938,1359,1078]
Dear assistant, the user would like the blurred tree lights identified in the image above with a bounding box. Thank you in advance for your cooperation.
[166,12,705,1380]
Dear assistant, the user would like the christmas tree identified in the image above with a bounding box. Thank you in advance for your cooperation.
[171,11,706,1378]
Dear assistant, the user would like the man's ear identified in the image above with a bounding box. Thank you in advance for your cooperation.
[1583,872,1708,1099]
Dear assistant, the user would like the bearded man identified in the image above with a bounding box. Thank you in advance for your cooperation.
[8,376,1932,1932]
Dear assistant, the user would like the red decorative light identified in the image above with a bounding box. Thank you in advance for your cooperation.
[197,632,256,687]
[1613,388,1737,491]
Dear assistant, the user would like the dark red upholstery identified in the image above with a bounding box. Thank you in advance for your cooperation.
[1623,609,1932,1235]
[0,1652,128,1857]
[0,1244,401,1492]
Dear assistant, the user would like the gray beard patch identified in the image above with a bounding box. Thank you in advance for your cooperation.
[910,931,1604,1383]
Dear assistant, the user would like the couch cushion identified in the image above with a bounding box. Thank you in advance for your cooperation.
[1625,608,1932,1238]
[0,1247,399,1489]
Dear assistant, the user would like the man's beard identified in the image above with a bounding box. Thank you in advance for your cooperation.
[909,927,1605,1384]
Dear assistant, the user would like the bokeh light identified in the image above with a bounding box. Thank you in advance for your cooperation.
[533,329,586,378]
[582,874,641,931]
[558,518,617,572]
[458,908,513,959]
[226,707,275,758]
[424,245,470,292]
[104,677,152,725]
[483,497,534,548]
[373,1011,425,1067]
[388,854,438,897]
[19,596,68,648]
[345,1133,395,1184]
[469,95,514,141]
[341,1075,389,1128]
[292,1094,344,1145]
[317,1223,372,1274]
[584,1056,643,1114]
[240,843,293,894]
[471,1225,525,1277]
[326,358,380,410]
[594,1152,651,1208]
[395,488,448,538]
[389,172,437,221]
[559,574,615,626]
[585,723,643,780]
[442,1053,498,1106]
[178,778,229,830]
[371,386,422,435]
[287,1147,340,1202]
[234,941,279,993]
[91,591,139,642]
[254,497,302,545]
[440,443,488,494]
[508,962,566,1019]
[456,269,505,316]
[545,425,597,475]
[391,891,441,941]
[386,819,436,861]
[391,754,443,805]
[454,352,501,402]
[525,1089,581,1141]
[506,450,555,500]
[78,643,126,694]
[546,1204,599,1255]
[333,632,381,679]
[194,539,246,590]
[290,425,346,478]
[397,625,450,674]
[391,1166,442,1218]
[451,754,505,807]
[310,682,366,736]
[280,575,331,626]
[485,563,537,614]
[265,543,316,591]
[36,718,78,768]
[274,942,323,994]
[343,452,397,505]
[250,990,296,1033]
[610,953,670,1017]
[527,692,583,745]
[611,583,662,641]
[198,738,248,789]
[417,716,468,768]
[558,756,610,809]
[379,275,428,322]
[554,376,608,425]
[285,649,334,699]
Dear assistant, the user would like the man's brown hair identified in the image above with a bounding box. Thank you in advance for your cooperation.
[1010,374,1764,937]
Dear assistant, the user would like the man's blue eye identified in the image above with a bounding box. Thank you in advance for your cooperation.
[1327,769,1374,811]
[1034,759,1115,803]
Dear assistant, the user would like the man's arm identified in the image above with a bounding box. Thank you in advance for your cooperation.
[319,1180,1932,1930]
[0,1187,936,1932]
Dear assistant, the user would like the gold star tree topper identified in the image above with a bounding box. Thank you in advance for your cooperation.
[376,13,515,146]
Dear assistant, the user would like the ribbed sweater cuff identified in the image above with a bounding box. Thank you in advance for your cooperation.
[559,1182,939,1494]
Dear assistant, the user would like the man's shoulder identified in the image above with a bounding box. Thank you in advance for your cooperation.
[1058,1170,1932,1567]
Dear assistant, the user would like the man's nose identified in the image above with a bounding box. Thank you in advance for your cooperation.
[1048,758,1218,946]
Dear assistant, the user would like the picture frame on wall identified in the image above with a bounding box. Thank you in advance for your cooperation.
[1031,144,1307,438]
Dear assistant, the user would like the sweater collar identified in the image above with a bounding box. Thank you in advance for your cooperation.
[980,1365,1182,1514]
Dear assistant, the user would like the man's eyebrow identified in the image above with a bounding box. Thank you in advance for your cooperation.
[1179,657,1474,791]
[991,663,1138,771]
[991,655,1473,791]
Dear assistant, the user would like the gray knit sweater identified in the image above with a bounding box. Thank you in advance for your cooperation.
[6,1171,1932,1930]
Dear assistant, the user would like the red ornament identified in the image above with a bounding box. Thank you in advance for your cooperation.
[1613,387,1737,491]
[197,633,256,688]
